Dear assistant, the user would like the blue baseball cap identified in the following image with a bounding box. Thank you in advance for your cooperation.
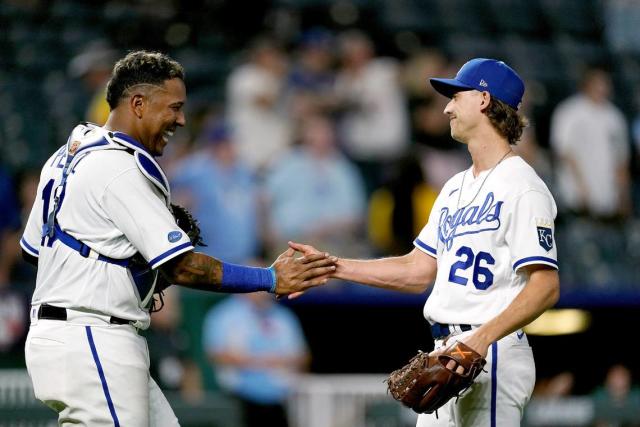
[430,58,524,110]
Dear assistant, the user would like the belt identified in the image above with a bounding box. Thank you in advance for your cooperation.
[431,322,473,340]
[38,304,133,326]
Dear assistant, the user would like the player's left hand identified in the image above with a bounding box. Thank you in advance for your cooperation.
[441,333,490,374]
[272,247,337,296]
[288,241,323,256]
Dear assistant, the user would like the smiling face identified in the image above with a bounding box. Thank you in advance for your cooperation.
[135,78,186,156]
[443,89,488,144]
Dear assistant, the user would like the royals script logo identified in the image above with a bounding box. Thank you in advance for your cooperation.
[438,192,503,250]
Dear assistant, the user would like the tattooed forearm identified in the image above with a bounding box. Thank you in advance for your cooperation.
[162,252,223,290]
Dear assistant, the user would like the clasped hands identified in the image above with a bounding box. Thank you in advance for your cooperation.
[271,241,338,297]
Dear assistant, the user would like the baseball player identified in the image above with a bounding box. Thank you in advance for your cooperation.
[290,58,560,426]
[19,50,335,426]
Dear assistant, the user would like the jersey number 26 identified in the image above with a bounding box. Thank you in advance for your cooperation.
[448,246,495,290]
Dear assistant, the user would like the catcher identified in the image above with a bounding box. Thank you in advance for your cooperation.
[290,58,560,425]
[20,51,336,427]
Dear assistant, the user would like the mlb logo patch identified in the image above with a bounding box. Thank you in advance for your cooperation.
[537,226,553,251]
[168,231,183,243]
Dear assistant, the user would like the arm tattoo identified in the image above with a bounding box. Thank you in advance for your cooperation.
[162,252,223,290]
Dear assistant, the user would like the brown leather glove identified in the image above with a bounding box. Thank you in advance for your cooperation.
[387,341,486,414]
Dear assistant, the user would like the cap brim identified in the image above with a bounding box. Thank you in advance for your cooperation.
[429,78,474,98]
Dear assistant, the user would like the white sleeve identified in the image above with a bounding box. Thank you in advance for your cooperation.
[505,190,559,271]
[413,192,444,258]
[102,169,193,269]
[20,171,51,258]
[20,192,44,258]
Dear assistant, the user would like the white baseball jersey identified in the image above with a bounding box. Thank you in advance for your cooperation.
[20,123,193,329]
[414,156,558,326]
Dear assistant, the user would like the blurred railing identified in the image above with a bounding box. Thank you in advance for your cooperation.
[0,369,241,427]
[290,374,595,427]
[289,374,415,427]
[0,369,601,427]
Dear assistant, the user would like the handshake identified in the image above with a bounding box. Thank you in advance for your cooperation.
[271,241,337,297]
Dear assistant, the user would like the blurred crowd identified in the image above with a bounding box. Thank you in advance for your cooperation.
[532,365,640,426]
[2,0,640,424]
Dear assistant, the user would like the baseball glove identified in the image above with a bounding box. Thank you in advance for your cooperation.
[152,203,205,295]
[130,203,205,312]
[387,341,486,414]
[170,203,205,248]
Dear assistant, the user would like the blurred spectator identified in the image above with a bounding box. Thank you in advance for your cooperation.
[550,67,631,220]
[629,86,640,214]
[592,364,640,426]
[146,287,202,401]
[513,80,553,186]
[286,27,337,120]
[171,122,260,264]
[412,96,468,189]
[263,114,367,258]
[0,279,27,368]
[10,169,40,287]
[68,40,118,125]
[0,166,28,367]
[0,167,21,286]
[532,371,575,398]
[605,0,640,55]
[402,49,449,102]
[227,37,292,173]
[368,152,438,255]
[402,51,468,189]
[203,293,309,427]
[334,30,409,194]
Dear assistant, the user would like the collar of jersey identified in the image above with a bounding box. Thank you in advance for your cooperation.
[109,131,151,154]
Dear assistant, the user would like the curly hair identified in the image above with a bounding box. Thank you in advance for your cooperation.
[483,98,528,145]
[106,50,184,110]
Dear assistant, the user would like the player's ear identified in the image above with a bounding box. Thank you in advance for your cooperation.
[480,91,491,108]
[130,94,145,119]
[478,91,491,112]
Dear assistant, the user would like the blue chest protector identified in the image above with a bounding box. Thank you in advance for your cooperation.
[42,123,172,310]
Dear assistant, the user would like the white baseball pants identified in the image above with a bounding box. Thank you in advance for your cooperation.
[25,312,179,427]
[416,330,535,427]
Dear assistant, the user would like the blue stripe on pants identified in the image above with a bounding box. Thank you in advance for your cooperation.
[490,341,498,427]
[85,326,120,426]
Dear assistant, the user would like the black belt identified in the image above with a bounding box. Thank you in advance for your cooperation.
[431,322,472,340]
[38,304,132,326]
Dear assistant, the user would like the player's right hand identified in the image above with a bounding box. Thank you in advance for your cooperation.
[272,247,337,295]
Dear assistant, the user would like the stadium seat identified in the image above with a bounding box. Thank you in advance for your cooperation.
[378,0,440,34]
[485,0,546,35]
[538,0,603,38]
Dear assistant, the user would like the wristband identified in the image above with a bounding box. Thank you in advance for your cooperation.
[268,266,277,293]
[220,262,276,293]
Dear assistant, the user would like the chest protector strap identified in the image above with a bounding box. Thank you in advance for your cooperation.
[42,123,170,308]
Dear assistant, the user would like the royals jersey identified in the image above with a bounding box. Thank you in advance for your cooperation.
[20,124,193,329]
[414,156,558,326]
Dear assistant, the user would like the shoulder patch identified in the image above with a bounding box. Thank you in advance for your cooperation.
[134,151,170,199]
[536,218,554,251]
